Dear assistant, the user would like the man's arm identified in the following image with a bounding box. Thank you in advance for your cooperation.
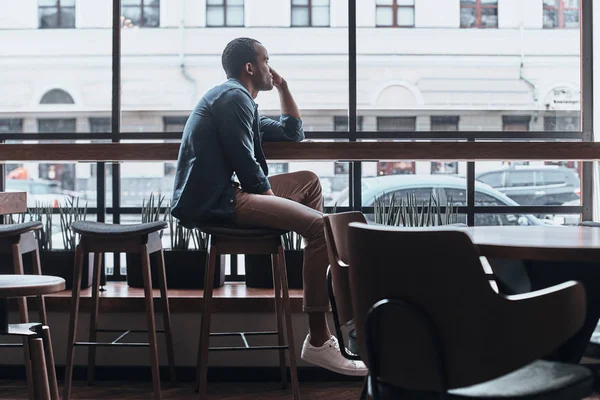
[261,68,305,143]
[213,89,272,195]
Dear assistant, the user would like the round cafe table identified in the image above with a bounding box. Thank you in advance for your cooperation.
[0,275,65,400]
[457,226,600,364]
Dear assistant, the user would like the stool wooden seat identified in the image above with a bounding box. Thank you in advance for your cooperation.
[196,226,300,400]
[0,221,48,400]
[0,274,65,400]
[63,221,176,400]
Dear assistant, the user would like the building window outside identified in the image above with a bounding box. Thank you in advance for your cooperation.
[376,0,415,27]
[376,117,416,175]
[430,116,459,175]
[39,0,75,29]
[502,115,531,131]
[163,117,189,175]
[333,116,362,175]
[291,0,330,27]
[460,0,498,29]
[38,119,77,190]
[89,118,111,133]
[0,119,23,134]
[121,0,160,28]
[544,115,580,131]
[206,0,244,27]
[543,0,579,29]
[40,89,75,105]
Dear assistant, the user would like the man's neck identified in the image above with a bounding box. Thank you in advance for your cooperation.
[233,77,258,99]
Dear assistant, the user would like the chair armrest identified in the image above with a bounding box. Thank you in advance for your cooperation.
[500,280,586,361]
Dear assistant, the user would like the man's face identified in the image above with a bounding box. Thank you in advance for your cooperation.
[250,44,274,91]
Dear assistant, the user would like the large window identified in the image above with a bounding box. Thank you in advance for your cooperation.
[291,0,330,27]
[121,0,160,28]
[206,0,245,27]
[544,0,580,29]
[38,0,75,29]
[376,0,415,27]
[460,0,498,29]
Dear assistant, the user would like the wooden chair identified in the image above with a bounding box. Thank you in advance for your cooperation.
[348,223,593,400]
[0,274,65,400]
[196,226,300,400]
[63,221,176,400]
[0,221,48,400]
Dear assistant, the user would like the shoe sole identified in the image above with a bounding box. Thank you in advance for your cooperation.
[301,352,368,377]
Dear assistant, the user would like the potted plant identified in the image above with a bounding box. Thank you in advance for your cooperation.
[126,194,225,289]
[373,192,459,227]
[0,199,92,289]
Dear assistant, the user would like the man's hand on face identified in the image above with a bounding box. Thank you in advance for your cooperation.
[270,67,286,89]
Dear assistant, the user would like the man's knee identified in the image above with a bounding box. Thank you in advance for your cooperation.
[307,214,325,239]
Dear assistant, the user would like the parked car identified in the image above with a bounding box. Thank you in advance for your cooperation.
[475,166,580,206]
[4,178,74,208]
[333,174,547,227]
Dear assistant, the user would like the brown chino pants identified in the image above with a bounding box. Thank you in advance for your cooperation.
[235,171,330,312]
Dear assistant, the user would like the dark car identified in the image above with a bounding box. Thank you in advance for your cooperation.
[475,166,580,206]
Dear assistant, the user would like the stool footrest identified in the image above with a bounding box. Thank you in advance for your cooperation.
[74,341,149,347]
[0,343,24,347]
[2,323,42,337]
[208,345,289,352]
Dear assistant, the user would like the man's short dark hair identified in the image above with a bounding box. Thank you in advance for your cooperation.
[222,38,261,79]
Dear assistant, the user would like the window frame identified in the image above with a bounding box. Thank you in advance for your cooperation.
[460,0,499,29]
[38,0,76,29]
[121,0,161,28]
[543,0,580,29]
[206,0,245,28]
[291,0,330,27]
[375,0,415,28]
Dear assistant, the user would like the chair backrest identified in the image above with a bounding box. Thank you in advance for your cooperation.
[347,223,548,391]
[323,211,367,326]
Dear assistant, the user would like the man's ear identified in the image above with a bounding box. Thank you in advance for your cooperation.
[245,62,254,76]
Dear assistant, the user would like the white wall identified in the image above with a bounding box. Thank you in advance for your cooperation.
[0,0,37,29]
[415,0,459,28]
[246,0,290,27]
[330,0,348,28]
[77,0,111,29]
[356,0,376,27]
[499,0,543,29]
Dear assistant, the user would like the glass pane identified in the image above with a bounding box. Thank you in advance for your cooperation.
[312,0,329,5]
[60,8,76,28]
[544,9,558,28]
[292,0,309,5]
[143,6,160,27]
[397,0,415,5]
[376,7,393,26]
[122,0,141,5]
[481,0,498,4]
[206,0,224,5]
[291,7,309,26]
[376,0,394,5]
[38,0,58,6]
[206,6,225,26]
[228,0,244,5]
[38,8,58,28]
[543,0,558,6]
[122,6,141,26]
[481,8,498,28]
[397,7,414,26]
[460,0,476,4]
[460,8,476,28]
[311,6,330,26]
[226,6,244,26]
[564,9,580,28]
[59,0,75,6]
[564,0,579,7]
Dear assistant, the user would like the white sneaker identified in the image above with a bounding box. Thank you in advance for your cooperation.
[301,335,368,376]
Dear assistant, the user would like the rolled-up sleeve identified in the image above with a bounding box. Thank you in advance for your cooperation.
[260,114,305,142]
[213,90,271,194]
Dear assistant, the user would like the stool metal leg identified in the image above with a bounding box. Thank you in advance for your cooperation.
[197,241,217,399]
[87,252,103,385]
[271,254,288,390]
[277,245,300,400]
[13,243,35,400]
[40,326,59,400]
[141,245,162,400]
[64,244,85,400]
[156,248,177,387]
[31,246,48,326]
[29,337,51,400]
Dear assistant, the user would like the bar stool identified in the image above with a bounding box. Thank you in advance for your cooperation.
[0,221,48,400]
[0,274,64,400]
[63,221,176,400]
[196,226,300,400]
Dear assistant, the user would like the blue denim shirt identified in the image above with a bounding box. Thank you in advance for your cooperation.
[171,78,304,227]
